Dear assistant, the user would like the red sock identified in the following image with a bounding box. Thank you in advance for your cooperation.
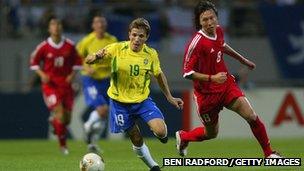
[249,116,272,157]
[51,118,67,147]
[180,127,207,142]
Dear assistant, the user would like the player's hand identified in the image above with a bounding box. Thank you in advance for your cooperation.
[95,48,107,59]
[85,54,97,64]
[84,65,95,75]
[243,59,256,70]
[167,96,184,110]
[212,72,227,84]
[40,73,50,83]
[86,49,106,64]
[65,74,73,83]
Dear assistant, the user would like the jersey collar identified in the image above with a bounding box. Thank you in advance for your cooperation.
[47,36,65,49]
[127,41,146,54]
[199,29,217,41]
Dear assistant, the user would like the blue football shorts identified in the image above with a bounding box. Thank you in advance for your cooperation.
[81,76,110,108]
[109,97,164,133]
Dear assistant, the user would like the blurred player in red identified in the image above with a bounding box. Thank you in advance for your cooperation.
[30,16,82,155]
[176,0,281,158]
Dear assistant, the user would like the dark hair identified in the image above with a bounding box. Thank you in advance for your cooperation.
[129,18,151,37]
[194,0,218,30]
[47,15,61,26]
[91,12,105,21]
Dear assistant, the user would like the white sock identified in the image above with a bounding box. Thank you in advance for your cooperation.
[84,110,108,145]
[85,110,100,128]
[90,119,106,144]
[132,143,158,168]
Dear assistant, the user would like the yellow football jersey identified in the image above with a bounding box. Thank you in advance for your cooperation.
[77,32,117,79]
[101,41,162,103]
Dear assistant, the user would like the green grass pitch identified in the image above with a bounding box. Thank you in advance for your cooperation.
[0,138,303,171]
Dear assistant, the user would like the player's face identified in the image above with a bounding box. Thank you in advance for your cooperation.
[129,28,148,52]
[92,16,107,35]
[199,9,218,36]
[48,19,62,37]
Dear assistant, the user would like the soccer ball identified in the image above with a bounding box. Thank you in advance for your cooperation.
[79,153,105,171]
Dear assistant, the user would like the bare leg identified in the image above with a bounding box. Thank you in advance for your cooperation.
[147,118,168,143]
[127,125,158,169]
[84,104,108,152]
[227,96,273,157]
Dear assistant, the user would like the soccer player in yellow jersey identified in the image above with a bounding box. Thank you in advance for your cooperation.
[76,14,117,153]
[86,18,184,171]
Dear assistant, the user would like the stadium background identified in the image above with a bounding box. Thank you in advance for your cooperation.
[0,0,303,170]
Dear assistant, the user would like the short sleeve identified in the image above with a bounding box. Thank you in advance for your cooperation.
[151,50,162,76]
[30,42,45,70]
[71,46,83,70]
[76,38,88,58]
[183,34,202,78]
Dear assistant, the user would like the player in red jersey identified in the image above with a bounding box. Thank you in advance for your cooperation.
[176,1,281,158]
[30,17,82,155]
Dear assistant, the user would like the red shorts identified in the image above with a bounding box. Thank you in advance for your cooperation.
[194,81,244,126]
[42,83,74,112]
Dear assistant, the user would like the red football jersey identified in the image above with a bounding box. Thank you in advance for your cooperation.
[183,25,233,93]
[30,37,82,86]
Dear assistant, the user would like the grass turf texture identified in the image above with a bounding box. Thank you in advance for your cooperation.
[0,138,302,171]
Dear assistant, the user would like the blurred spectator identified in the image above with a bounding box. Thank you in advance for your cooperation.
[276,0,296,5]
[158,8,170,38]
[5,0,21,38]
[165,1,193,53]
[112,0,155,17]
[91,0,106,3]
[262,0,299,5]
[217,0,231,41]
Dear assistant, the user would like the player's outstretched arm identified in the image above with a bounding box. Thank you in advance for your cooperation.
[85,48,107,64]
[66,70,76,83]
[155,72,184,110]
[223,44,256,70]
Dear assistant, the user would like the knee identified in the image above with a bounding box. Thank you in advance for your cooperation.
[244,109,257,122]
[248,115,257,123]
[152,125,167,138]
[96,105,108,118]
[235,100,257,122]
[205,131,218,140]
